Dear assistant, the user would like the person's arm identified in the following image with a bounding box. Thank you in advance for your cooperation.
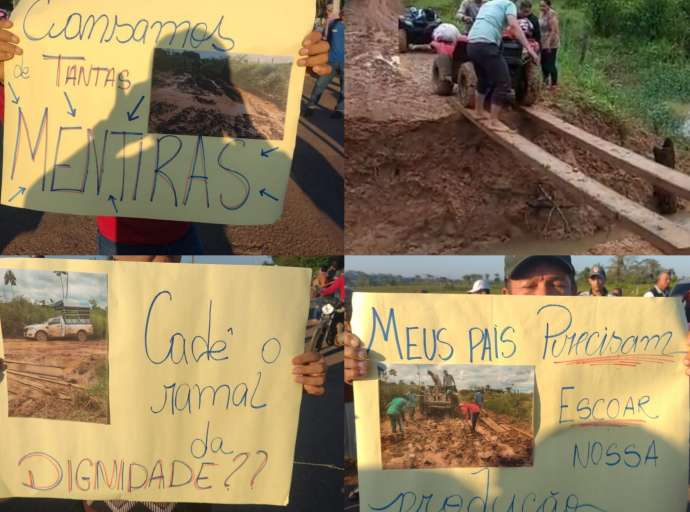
[643,291,654,298]
[507,15,539,62]
[0,19,23,84]
[293,352,327,396]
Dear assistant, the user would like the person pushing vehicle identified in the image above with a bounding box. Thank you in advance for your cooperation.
[467,0,539,131]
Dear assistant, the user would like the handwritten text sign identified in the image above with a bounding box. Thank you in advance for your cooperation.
[2,0,313,224]
[353,293,689,512]
[0,258,310,505]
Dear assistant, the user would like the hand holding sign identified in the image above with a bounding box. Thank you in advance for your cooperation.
[0,19,22,82]
[0,258,312,505]
[352,292,690,512]
[1,0,319,225]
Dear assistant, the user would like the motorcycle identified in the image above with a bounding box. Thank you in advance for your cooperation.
[309,297,346,353]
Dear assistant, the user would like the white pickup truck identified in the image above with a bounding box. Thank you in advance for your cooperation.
[24,316,93,342]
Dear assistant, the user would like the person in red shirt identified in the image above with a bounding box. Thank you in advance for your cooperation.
[459,401,481,433]
[320,271,344,301]
[0,24,331,255]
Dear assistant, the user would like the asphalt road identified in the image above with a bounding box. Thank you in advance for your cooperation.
[0,74,344,255]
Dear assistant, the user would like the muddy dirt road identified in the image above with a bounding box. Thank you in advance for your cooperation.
[4,339,109,423]
[345,0,682,255]
[381,410,533,469]
[150,72,286,139]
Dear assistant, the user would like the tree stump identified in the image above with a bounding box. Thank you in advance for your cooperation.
[652,138,678,214]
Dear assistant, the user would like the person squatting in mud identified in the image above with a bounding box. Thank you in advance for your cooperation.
[459,399,481,433]
[385,395,409,437]
[0,4,332,256]
[466,0,539,131]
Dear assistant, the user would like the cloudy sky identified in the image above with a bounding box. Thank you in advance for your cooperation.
[380,363,534,393]
[0,269,107,307]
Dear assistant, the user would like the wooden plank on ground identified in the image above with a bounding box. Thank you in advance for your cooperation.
[481,414,508,433]
[520,106,690,199]
[461,108,690,253]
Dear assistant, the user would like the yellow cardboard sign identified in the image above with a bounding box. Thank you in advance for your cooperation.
[0,258,310,505]
[353,292,689,512]
[2,0,314,224]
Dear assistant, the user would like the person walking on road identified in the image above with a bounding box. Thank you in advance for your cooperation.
[467,0,539,131]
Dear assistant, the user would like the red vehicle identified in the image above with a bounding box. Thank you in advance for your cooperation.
[431,31,542,108]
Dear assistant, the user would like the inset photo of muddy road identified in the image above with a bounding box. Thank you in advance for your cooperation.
[0,268,109,424]
[345,0,690,255]
[378,363,534,469]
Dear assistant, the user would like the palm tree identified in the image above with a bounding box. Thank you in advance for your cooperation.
[3,269,17,302]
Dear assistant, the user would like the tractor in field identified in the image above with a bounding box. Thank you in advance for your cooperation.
[398,7,442,53]
[23,299,93,342]
[431,33,542,107]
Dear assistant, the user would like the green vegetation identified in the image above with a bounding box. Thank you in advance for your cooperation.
[403,0,690,140]
[153,49,291,111]
[557,0,690,139]
[0,296,108,339]
[69,359,109,424]
[379,380,532,422]
[347,256,681,297]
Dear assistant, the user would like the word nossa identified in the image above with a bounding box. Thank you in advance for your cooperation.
[9,107,252,210]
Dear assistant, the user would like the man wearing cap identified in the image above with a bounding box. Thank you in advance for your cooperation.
[469,279,491,294]
[643,271,672,298]
[347,256,578,382]
[579,265,609,296]
[345,255,690,385]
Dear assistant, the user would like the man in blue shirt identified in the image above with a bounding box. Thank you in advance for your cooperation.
[467,0,538,130]
[305,9,345,118]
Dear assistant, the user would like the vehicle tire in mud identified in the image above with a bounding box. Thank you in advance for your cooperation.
[398,29,408,53]
[432,54,453,96]
[458,62,477,108]
[35,331,47,342]
[519,61,542,106]
[77,330,88,342]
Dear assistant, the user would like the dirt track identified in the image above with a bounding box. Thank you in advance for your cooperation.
[345,0,683,255]
[150,72,286,139]
[4,339,109,423]
[381,409,533,469]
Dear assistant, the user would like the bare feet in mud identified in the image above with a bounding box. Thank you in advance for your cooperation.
[489,121,517,134]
